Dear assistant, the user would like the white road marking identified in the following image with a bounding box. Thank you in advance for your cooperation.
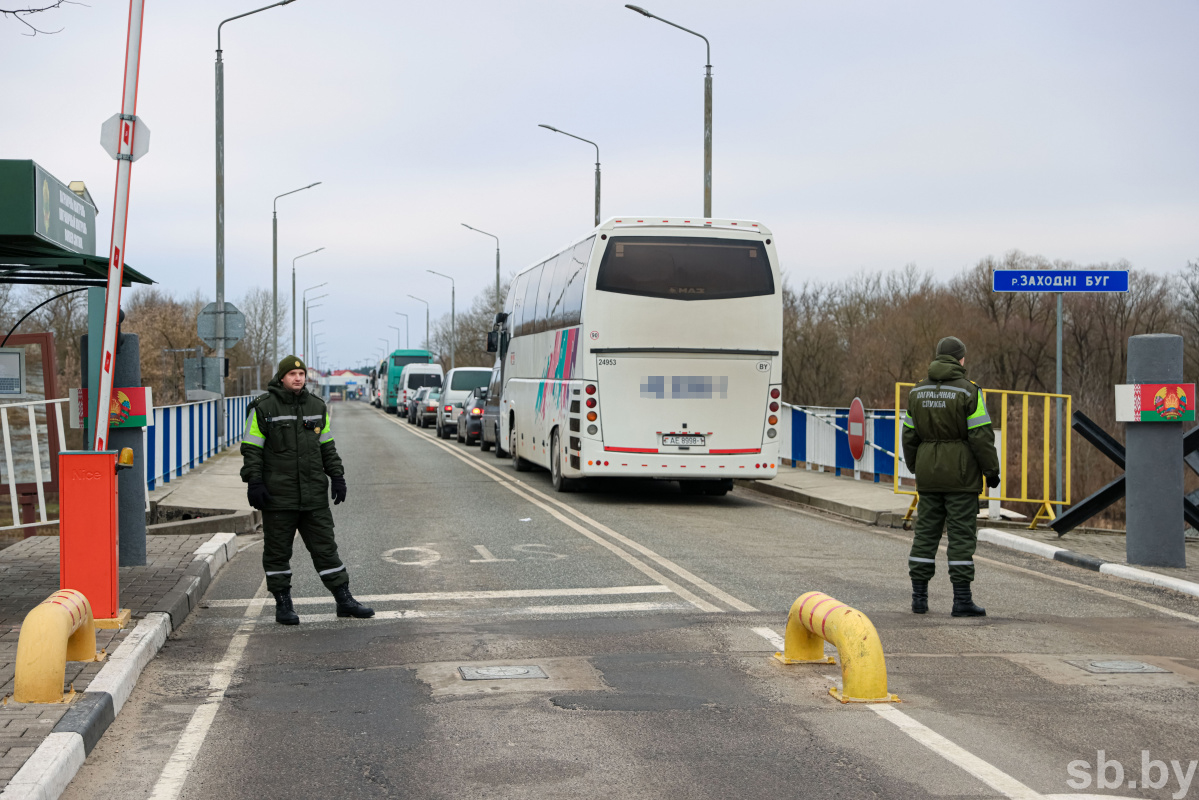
[747,493,1199,624]
[205,585,673,607]
[470,545,516,563]
[384,411,753,613]
[148,580,268,800]
[756,626,1044,799]
[381,545,441,567]
[293,601,688,623]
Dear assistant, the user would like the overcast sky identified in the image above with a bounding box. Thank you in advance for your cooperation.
[4,0,1198,367]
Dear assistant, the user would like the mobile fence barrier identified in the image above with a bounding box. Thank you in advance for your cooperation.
[895,383,1072,529]
[777,402,915,484]
[0,394,255,535]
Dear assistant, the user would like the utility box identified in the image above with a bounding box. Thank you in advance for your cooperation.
[59,451,119,620]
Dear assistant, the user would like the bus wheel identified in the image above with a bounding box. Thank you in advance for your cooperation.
[511,422,531,472]
[706,479,733,497]
[551,431,577,493]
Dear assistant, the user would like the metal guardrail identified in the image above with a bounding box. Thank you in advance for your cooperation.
[0,394,254,533]
[894,383,1072,528]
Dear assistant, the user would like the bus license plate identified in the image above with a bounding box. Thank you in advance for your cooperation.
[662,435,705,446]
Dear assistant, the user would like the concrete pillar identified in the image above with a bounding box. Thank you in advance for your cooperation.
[81,331,146,566]
[1125,333,1186,567]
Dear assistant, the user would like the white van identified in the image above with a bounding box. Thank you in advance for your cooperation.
[397,364,444,416]
[436,367,493,439]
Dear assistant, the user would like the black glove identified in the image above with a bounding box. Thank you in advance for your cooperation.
[247,481,272,510]
[331,475,347,505]
[985,472,1001,489]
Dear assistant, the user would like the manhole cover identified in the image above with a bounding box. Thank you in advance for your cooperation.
[1065,659,1170,674]
[458,665,549,681]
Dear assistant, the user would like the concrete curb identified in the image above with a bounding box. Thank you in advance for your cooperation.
[0,531,241,800]
[977,527,1199,599]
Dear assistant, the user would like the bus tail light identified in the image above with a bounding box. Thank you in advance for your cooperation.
[770,388,780,399]
[586,398,596,408]
[586,411,597,422]
[585,384,596,395]
[769,401,779,412]
[768,415,778,425]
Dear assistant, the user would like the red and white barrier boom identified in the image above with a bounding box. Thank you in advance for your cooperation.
[94,0,148,451]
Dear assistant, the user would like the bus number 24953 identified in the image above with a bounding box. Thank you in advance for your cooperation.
[598,358,617,366]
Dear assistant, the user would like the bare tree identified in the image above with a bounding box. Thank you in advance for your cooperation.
[2,0,83,36]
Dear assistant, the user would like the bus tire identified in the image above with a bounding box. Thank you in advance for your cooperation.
[706,479,733,497]
[550,431,577,493]
[511,420,531,472]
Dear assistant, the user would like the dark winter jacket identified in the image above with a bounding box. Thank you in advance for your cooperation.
[901,355,1000,494]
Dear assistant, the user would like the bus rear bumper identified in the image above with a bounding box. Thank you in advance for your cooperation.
[575,445,779,479]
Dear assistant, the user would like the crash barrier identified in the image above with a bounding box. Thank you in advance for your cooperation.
[773,591,899,704]
[777,403,915,483]
[13,589,105,703]
[0,397,67,533]
[894,383,1072,528]
[144,394,253,490]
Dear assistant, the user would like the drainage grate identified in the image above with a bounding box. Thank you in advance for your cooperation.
[458,665,549,681]
[1065,659,1170,674]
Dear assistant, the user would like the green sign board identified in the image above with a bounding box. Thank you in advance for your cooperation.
[0,160,97,256]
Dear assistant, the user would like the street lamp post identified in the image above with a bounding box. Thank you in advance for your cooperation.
[625,4,711,217]
[273,182,320,365]
[462,224,501,315]
[395,312,409,349]
[302,281,327,360]
[427,271,455,370]
[537,126,601,227]
[389,325,403,350]
[291,247,324,354]
[408,295,429,352]
[217,0,300,437]
[304,299,325,364]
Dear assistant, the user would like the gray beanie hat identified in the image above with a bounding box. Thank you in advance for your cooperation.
[936,336,966,361]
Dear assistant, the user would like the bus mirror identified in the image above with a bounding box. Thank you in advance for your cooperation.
[486,331,499,353]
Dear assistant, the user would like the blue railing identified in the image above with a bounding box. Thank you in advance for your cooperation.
[777,403,914,482]
[145,395,254,491]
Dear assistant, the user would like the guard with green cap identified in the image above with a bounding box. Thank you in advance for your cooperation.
[901,336,1000,617]
[241,355,374,625]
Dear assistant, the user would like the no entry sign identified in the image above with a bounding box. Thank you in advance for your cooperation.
[848,397,866,461]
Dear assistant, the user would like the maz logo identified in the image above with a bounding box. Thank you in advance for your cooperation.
[669,287,705,294]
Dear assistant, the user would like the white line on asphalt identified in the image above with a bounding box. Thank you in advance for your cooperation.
[383,411,755,613]
[747,493,1199,625]
[147,579,268,800]
[293,601,688,623]
[754,626,1044,799]
[204,584,674,607]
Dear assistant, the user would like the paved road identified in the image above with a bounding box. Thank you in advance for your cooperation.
[63,401,1199,799]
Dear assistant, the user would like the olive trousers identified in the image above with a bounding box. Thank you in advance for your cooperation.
[262,507,349,593]
[908,492,978,584]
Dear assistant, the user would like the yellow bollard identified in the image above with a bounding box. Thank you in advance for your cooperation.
[773,591,899,704]
[13,590,106,704]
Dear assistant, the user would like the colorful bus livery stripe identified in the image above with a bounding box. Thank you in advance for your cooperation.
[535,328,580,419]
[1114,383,1196,422]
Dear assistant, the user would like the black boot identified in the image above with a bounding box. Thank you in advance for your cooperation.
[951,582,986,617]
[272,589,299,625]
[911,580,928,614]
[332,584,375,618]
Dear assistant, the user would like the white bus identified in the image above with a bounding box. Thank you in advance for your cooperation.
[492,217,783,494]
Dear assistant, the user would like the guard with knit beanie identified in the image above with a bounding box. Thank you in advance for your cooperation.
[241,355,374,625]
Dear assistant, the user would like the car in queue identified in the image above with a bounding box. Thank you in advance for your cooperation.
[436,367,492,440]
[456,388,487,446]
[415,388,442,428]
[480,363,505,456]
[406,386,433,424]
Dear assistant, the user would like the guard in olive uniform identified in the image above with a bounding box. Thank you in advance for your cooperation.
[901,336,1000,617]
[241,356,374,625]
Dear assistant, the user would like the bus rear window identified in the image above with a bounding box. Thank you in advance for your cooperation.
[407,373,442,389]
[393,355,428,368]
[450,370,491,391]
[595,236,774,301]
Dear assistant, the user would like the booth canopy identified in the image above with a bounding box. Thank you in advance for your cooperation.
[0,160,153,287]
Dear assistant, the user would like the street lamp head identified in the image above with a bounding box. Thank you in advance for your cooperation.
[307,181,321,189]
[538,124,560,132]
[625,4,652,16]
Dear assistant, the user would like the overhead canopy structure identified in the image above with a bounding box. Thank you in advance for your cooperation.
[0,160,152,287]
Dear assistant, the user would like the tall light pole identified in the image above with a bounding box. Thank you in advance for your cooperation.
[273,181,320,365]
[217,0,300,437]
[395,312,409,349]
[427,271,455,370]
[537,126,601,227]
[408,295,429,351]
[625,4,711,217]
[462,224,501,315]
[304,297,325,363]
[302,281,327,360]
[291,247,324,354]
[389,325,403,350]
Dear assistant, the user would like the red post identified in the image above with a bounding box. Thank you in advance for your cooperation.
[58,452,119,620]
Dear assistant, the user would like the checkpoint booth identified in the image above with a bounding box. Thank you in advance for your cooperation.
[1,159,154,624]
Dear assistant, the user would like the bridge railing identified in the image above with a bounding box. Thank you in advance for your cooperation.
[145,395,254,490]
[777,403,914,483]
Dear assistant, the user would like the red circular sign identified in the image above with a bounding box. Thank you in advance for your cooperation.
[848,397,866,462]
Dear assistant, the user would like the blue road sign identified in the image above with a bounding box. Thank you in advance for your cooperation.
[993,270,1128,293]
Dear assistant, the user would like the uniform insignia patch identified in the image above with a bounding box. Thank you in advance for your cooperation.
[294,360,301,367]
